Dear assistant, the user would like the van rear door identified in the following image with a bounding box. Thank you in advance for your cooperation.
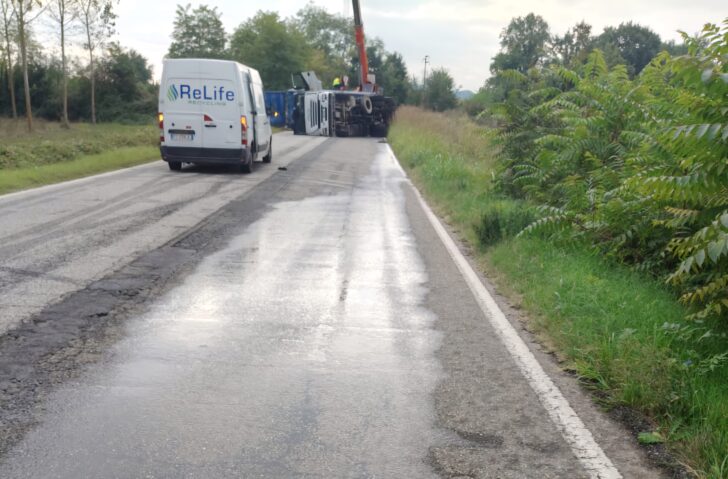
[196,79,240,149]
[163,80,202,149]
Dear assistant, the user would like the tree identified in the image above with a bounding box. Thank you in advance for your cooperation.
[424,68,456,112]
[94,43,155,122]
[406,75,422,106]
[292,4,352,76]
[491,13,550,74]
[551,21,593,67]
[78,0,116,124]
[10,0,43,131]
[64,42,156,122]
[661,39,688,57]
[167,4,227,59]
[595,22,662,76]
[0,0,16,118]
[230,12,309,90]
[48,0,78,127]
[378,52,408,104]
[355,37,385,87]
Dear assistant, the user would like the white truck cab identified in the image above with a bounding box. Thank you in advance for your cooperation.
[158,59,272,173]
[304,91,332,137]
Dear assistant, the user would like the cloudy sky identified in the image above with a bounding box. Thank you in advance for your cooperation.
[114,0,727,91]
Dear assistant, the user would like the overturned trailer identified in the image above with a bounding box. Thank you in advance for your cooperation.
[289,1,397,138]
[290,72,395,138]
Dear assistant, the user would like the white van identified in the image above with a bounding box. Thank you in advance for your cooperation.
[158,59,272,173]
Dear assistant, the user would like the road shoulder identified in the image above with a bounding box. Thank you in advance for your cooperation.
[397,155,664,478]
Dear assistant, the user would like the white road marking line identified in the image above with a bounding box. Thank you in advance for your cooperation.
[387,145,622,479]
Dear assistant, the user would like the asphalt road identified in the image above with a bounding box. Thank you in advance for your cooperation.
[0,133,663,478]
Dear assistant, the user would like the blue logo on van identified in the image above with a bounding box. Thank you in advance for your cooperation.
[167,83,235,102]
[167,85,179,101]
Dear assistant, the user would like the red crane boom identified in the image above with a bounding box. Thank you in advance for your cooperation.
[352,0,370,88]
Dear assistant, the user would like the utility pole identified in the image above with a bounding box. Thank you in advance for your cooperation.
[422,55,430,107]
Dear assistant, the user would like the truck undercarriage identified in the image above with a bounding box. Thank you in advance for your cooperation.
[290,86,395,138]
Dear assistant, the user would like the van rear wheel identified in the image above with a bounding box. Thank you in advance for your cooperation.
[240,156,252,174]
[168,161,182,171]
[262,137,272,163]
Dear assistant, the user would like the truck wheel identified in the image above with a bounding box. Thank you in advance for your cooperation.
[362,96,373,114]
[262,138,272,163]
[168,161,182,171]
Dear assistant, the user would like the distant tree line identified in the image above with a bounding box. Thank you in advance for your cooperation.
[464,14,689,115]
[1,2,451,127]
[0,0,146,130]
[166,4,423,107]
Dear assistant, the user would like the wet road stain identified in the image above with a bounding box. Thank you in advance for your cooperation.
[0,145,451,478]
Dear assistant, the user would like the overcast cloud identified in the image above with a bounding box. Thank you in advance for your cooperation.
[114,0,727,91]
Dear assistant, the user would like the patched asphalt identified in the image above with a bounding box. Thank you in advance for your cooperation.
[0,136,663,478]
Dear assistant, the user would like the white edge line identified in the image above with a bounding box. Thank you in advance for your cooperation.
[387,144,622,479]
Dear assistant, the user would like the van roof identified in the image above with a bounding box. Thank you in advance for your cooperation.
[163,58,256,75]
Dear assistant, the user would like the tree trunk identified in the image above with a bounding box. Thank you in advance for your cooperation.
[87,25,95,125]
[4,48,16,118]
[17,2,32,132]
[2,5,17,118]
[89,50,95,124]
[61,8,69,128]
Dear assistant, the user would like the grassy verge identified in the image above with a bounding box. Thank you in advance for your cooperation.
[0,146,160,196]
[0,119,157,170]
[389,106,728,478]
[0,119,159,195]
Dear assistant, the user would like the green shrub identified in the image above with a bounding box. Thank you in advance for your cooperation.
[475,200,536,247]
[493,19,728,325]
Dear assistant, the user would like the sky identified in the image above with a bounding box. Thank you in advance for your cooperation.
[113,0,727,91]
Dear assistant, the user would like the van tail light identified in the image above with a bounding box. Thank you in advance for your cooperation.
[241,115,248,146]
[158,112,164,143]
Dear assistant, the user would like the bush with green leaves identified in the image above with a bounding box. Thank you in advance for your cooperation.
[631,22,728,320]
[494,19,728,323]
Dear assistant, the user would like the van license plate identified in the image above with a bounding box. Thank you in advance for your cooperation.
[170,132,194,141]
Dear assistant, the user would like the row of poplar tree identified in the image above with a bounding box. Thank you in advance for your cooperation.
[0,0,117,130]
[0,2,462,130]
[166,4,458,111]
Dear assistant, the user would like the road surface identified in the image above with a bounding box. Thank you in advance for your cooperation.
[0,133,662,478]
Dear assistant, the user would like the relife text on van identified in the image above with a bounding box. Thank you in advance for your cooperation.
[158,59,273,173]
[168,84,236,103]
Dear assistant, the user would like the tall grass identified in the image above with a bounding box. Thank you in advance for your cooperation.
[0,119,157,169]
[0,146,160,195]
[389,106,728,478]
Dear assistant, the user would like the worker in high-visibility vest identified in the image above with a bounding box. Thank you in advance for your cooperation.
[332,77,342,89]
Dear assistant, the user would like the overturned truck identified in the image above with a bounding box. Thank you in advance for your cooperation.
[290,1,396,138]
[290,72,396,138]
